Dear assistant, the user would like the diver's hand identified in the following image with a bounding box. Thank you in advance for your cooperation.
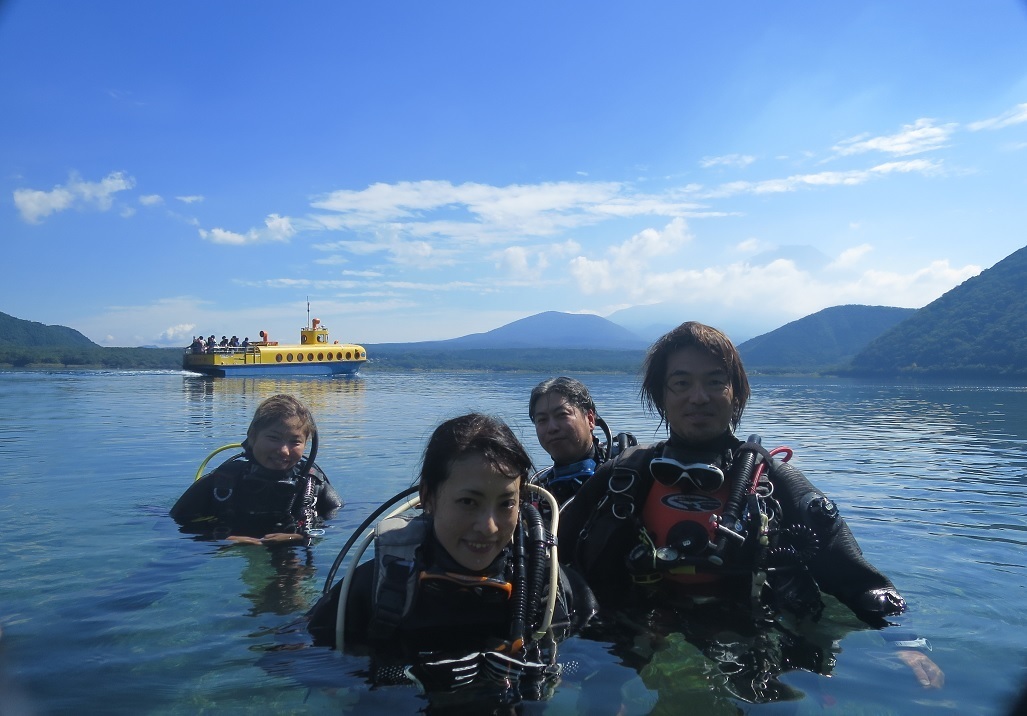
[225,535,264,545]
[260,532,307,545]
[897,649,945,688]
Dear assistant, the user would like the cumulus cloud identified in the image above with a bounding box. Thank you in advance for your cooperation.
[569,218,695,297]
[199,213,297,245]
[967,102,1027,131]
[832,118,956,157]
[139,194,164,206]
[176,195,204,204]
[159,323,196,342]
[13,171,135,223]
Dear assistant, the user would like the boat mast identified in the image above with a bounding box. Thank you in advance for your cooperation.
[306,296,310,330]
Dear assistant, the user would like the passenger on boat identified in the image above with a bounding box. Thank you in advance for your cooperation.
[241,336,250,348]
[558,321,944,696]
[170,394,342,546]
[306,413,597,706]
[527,376,636,507]
[189,336,205,354]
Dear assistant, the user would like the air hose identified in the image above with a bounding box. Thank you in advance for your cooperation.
[709,434,762,566]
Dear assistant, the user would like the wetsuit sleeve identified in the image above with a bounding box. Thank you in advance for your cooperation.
[169,475,215,526]
[770,460,901,624]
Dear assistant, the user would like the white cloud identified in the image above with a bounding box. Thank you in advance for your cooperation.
[139,194,164,206]
[700,154,756,169]
[199,213,297,245]
[176,195,204,204]
[832,118,956,157]
[159,323,196,342]
[967,102,1027,131]
[829,243,874,269]
[702,159,941,199]
[13,171,135,223]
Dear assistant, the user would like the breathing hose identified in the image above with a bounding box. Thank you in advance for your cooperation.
[322,485,419,594]
[192,443,243,482]
[709,434,762,566]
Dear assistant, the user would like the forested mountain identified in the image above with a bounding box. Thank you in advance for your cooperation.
[738,305,916,372]
[850,244,1027,377]
[0,311,98,347]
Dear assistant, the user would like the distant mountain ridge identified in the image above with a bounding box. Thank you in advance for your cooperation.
[0,311,99,348]
[4,242,1026,377]
[370,311,649,351]
[738,306,916,371]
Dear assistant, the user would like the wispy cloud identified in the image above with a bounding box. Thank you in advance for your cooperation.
[13,171,135,223]
[700,154,756,169]
[176,195,205,204]
[967,102,1027,131]
[701,159,941,199]
[832,118,956,157]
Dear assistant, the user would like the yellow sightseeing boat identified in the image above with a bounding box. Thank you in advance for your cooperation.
[182,318,367,377]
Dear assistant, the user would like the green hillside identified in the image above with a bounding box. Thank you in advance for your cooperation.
[0,311,99,347]
[739,305,916,372]
[850,244,1027,377]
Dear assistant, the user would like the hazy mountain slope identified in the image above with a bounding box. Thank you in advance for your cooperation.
[739,305,916,371]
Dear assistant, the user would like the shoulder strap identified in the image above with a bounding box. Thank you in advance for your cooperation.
[368,514,430,639]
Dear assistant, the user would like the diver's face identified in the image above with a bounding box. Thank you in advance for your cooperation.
[663,347,736,443]
[532,393,596,465]
[425,453,520,572]
[250,417,307,471]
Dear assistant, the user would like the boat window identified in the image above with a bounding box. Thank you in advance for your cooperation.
[276,353,283,363]
[287,353,293,362]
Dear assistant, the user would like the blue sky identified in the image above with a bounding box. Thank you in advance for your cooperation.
[3,1,1026,347]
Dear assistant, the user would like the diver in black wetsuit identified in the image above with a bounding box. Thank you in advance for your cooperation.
[171,394,342,546]
[558,321,944,705]
[306,413,596,708]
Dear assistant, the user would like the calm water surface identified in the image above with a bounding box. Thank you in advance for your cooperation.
[1,370,1025,714]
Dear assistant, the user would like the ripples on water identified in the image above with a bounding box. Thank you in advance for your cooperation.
[1,370,1025,714]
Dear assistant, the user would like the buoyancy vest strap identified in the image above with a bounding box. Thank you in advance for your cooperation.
[368,514,430,640]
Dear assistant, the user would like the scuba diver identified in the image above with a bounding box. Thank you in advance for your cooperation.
[171,394,342,545]
[528,376,637,507]
[558,321,944,705]
[306,412,597,710]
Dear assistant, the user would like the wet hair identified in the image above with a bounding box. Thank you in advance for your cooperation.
[640,321,750,431]
[528,376,597,422]
[419,413,533,503]
[246,394,316,442]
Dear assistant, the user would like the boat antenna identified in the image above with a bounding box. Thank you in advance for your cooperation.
[306,296,310,329]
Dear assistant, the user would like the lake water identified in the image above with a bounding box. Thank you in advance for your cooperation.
[1,369,1025,715]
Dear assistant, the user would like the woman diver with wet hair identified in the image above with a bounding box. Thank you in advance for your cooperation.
[307,412,596,706]
[171,394,342,545]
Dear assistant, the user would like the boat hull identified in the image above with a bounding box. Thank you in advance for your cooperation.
[182,342,367,378]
